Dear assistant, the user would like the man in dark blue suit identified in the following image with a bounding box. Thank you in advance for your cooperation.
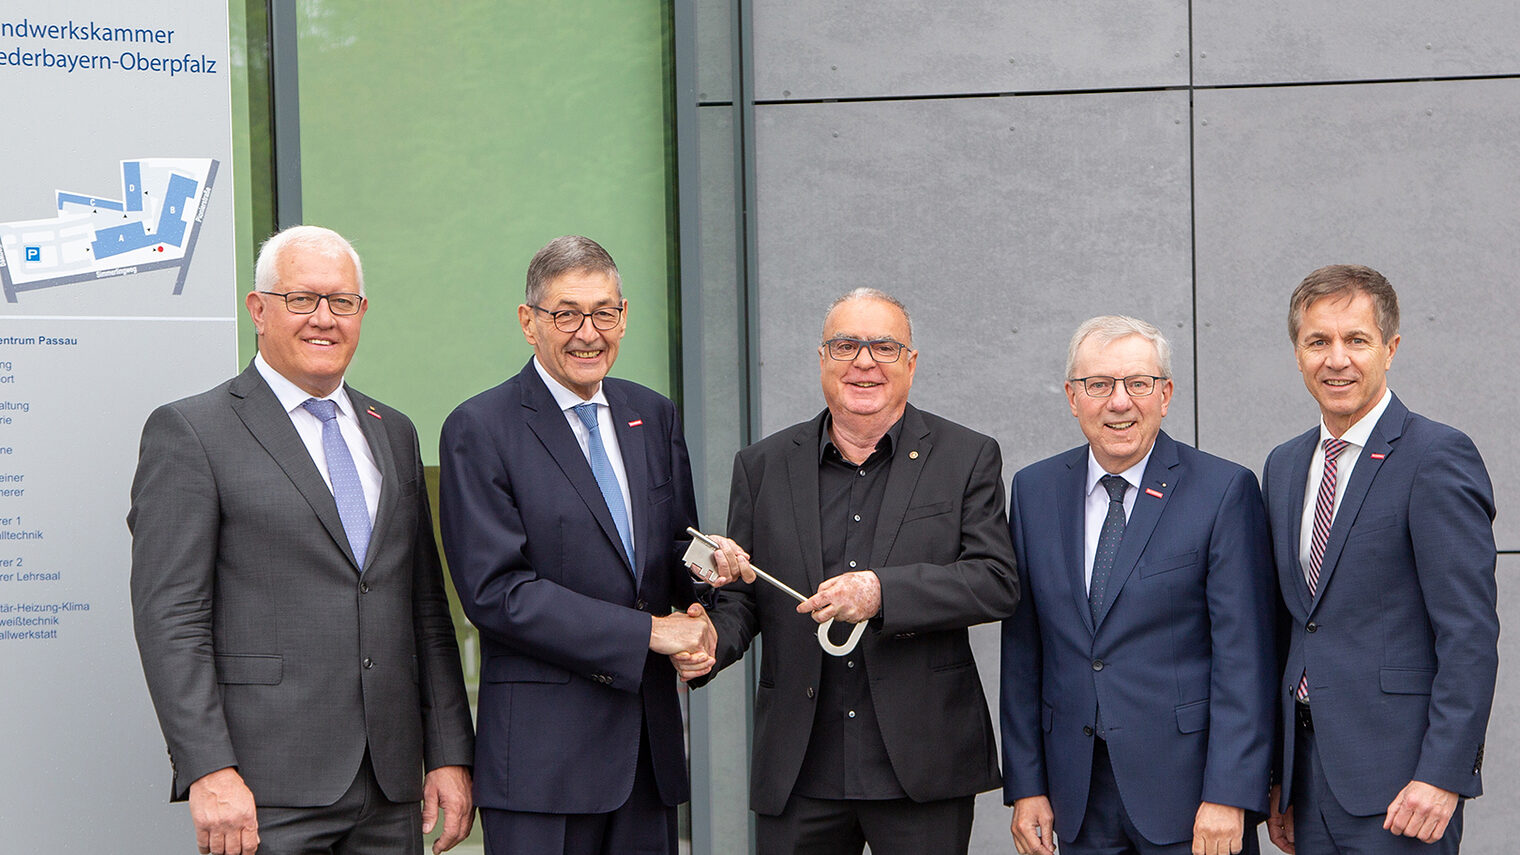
[437,235,715,855]
[1263,265,1497,854]
[1002,315,1276,855]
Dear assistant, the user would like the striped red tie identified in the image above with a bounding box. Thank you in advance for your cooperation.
[1297,437,1350,702]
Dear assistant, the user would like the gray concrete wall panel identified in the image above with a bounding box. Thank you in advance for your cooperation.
[751,93,1196,473]
[1461,553,1520,854]
[1194,1,1520,87]
[750,2,1188,101]
[696,0,734,103]
[1193,79,1520,549]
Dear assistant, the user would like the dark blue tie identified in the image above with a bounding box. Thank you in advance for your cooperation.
[301,398,372,568]
[573,403,636,576]
[1089,474,1129,623]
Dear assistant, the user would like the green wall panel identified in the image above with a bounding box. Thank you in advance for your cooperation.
[295,1,677,462]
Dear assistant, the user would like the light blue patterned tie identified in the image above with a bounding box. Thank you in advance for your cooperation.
[302,398,372,568]
[573,402,636,576]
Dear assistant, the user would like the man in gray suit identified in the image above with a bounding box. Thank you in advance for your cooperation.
[129,225,476,855]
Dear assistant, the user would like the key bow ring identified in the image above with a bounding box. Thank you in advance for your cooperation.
[684,527,866,656]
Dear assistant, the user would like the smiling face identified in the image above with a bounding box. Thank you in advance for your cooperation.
[518,268,626,399]
[819,297,916,428]
[1067,333,1172,474]
[246,245,367,397]
[1294,290,1399,436]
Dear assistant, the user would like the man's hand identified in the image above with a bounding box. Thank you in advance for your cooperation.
[189,767,259,855]
[1384,780,1458,843]
[670,602,718,682]
[1192,801,1245,855]
[1267,784,1295,853]
[699,534,754,585]
[422,765,474,853]
[1010,795,1056,855]
[650,608,714,659]
[797,570,881,624]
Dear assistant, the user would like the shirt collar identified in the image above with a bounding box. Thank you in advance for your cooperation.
[819,411,904,465]
[1085,444,1154,498]
[533,356,610,413]
[254,351,355,418]
[1319,388,1393,450]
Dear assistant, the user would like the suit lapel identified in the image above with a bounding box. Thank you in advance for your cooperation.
[870,406,931,568]
[1310,396,1407,612]
[785,413,828,592]
[347,387,395,574]
[520,365,635,580]
[228,365,358,569]
[1276,427,1318,612]
[1058,448,1094,635]
[1095,432,1180,627]
[607,383,647,585]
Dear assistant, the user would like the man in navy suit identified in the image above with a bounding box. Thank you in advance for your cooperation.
[1002,315,1276,855]
[438,235,715,855]
[1263,264,1497,854]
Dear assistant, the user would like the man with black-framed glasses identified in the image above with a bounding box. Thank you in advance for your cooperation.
[693,287,1019,854]
[129,225,476,855]
[1001,315,1275,855]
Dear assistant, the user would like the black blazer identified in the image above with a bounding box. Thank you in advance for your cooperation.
[703,404,1019,814]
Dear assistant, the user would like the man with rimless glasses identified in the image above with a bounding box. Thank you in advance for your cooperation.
[693,287,1018,854]
[129,225,476,855]
[1001,315,1275,855]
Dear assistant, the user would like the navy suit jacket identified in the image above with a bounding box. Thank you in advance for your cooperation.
[438,360,699,814]
[1002,430,1276,845]
[1263,394,1497,815]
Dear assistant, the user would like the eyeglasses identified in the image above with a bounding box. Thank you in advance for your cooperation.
[1069,375,1168,398]
[258,291,364,316]
[532,304,625,333]
[822,337,909,363]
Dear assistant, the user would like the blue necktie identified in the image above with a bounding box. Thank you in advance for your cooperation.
[573,402,636,576]
[1089,474,1129,623]
[301,398,372,568]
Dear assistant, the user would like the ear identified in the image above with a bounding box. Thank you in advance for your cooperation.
[1066,381,1081,418]
[518,304,536,346]
[1157,377,1174,418]
[1384,333,1400,367]
[245,291,266,334]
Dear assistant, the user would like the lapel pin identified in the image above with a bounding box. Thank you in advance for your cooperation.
[908,450,919,459]
[366,406,382,420]
[627,419,643,428]
[1369,452,1385,459]
[1145,487,1164,499]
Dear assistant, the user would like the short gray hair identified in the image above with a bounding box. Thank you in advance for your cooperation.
[1065,315,1172,380]
[822,287,914,346]
[525,235,623,306]
[254,225,365,295]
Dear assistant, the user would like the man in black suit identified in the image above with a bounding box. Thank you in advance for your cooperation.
[696,288,1020,855]
[438,235,714,855]
[129,225,476,855]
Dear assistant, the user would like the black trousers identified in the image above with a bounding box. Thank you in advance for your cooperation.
[756,792,975,855]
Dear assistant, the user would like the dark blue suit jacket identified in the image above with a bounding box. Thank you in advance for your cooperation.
[1263,394,1497,815]
[1002,431,1276,845]
[438,360,699,814]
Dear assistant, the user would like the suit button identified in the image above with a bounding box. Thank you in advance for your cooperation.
[806,687,815,699]
[1083,726,1094,737]
[1092,659,1104,671]
[636,599,647,611]
[359,582,370,594]
[363,657,374,669]
[1306,622,1318,633]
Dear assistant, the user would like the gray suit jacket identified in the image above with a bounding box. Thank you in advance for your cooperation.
[128,363,474,806]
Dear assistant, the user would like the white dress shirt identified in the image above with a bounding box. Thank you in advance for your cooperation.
[1082,446,1154,593]
[254,352,381,525]
[1297,388,1393,580]
[533,358,635,553]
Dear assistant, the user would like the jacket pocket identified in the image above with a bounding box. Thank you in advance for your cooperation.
[482,655,571,684]
[1140,549,1198,578]
[1380,667,1435,695]
[1175,698,1209,733]
[903,500,954,523]
[214,653,283,685]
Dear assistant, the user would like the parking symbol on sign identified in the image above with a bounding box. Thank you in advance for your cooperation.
[25,246,41,262]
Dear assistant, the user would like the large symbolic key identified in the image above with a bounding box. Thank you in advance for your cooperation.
[684,527,866,656]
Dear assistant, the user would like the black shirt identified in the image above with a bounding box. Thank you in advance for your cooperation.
[793,414,907,800]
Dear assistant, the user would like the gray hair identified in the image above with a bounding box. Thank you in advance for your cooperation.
[822,287,914,346]
[1288,264,1399,345]
[525,235,623,305]
[254,225,365,296]
[1065,315,1172,380]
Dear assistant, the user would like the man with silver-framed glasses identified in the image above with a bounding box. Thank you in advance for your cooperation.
[693,287,1018,855]
[1001,315,1276,855]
